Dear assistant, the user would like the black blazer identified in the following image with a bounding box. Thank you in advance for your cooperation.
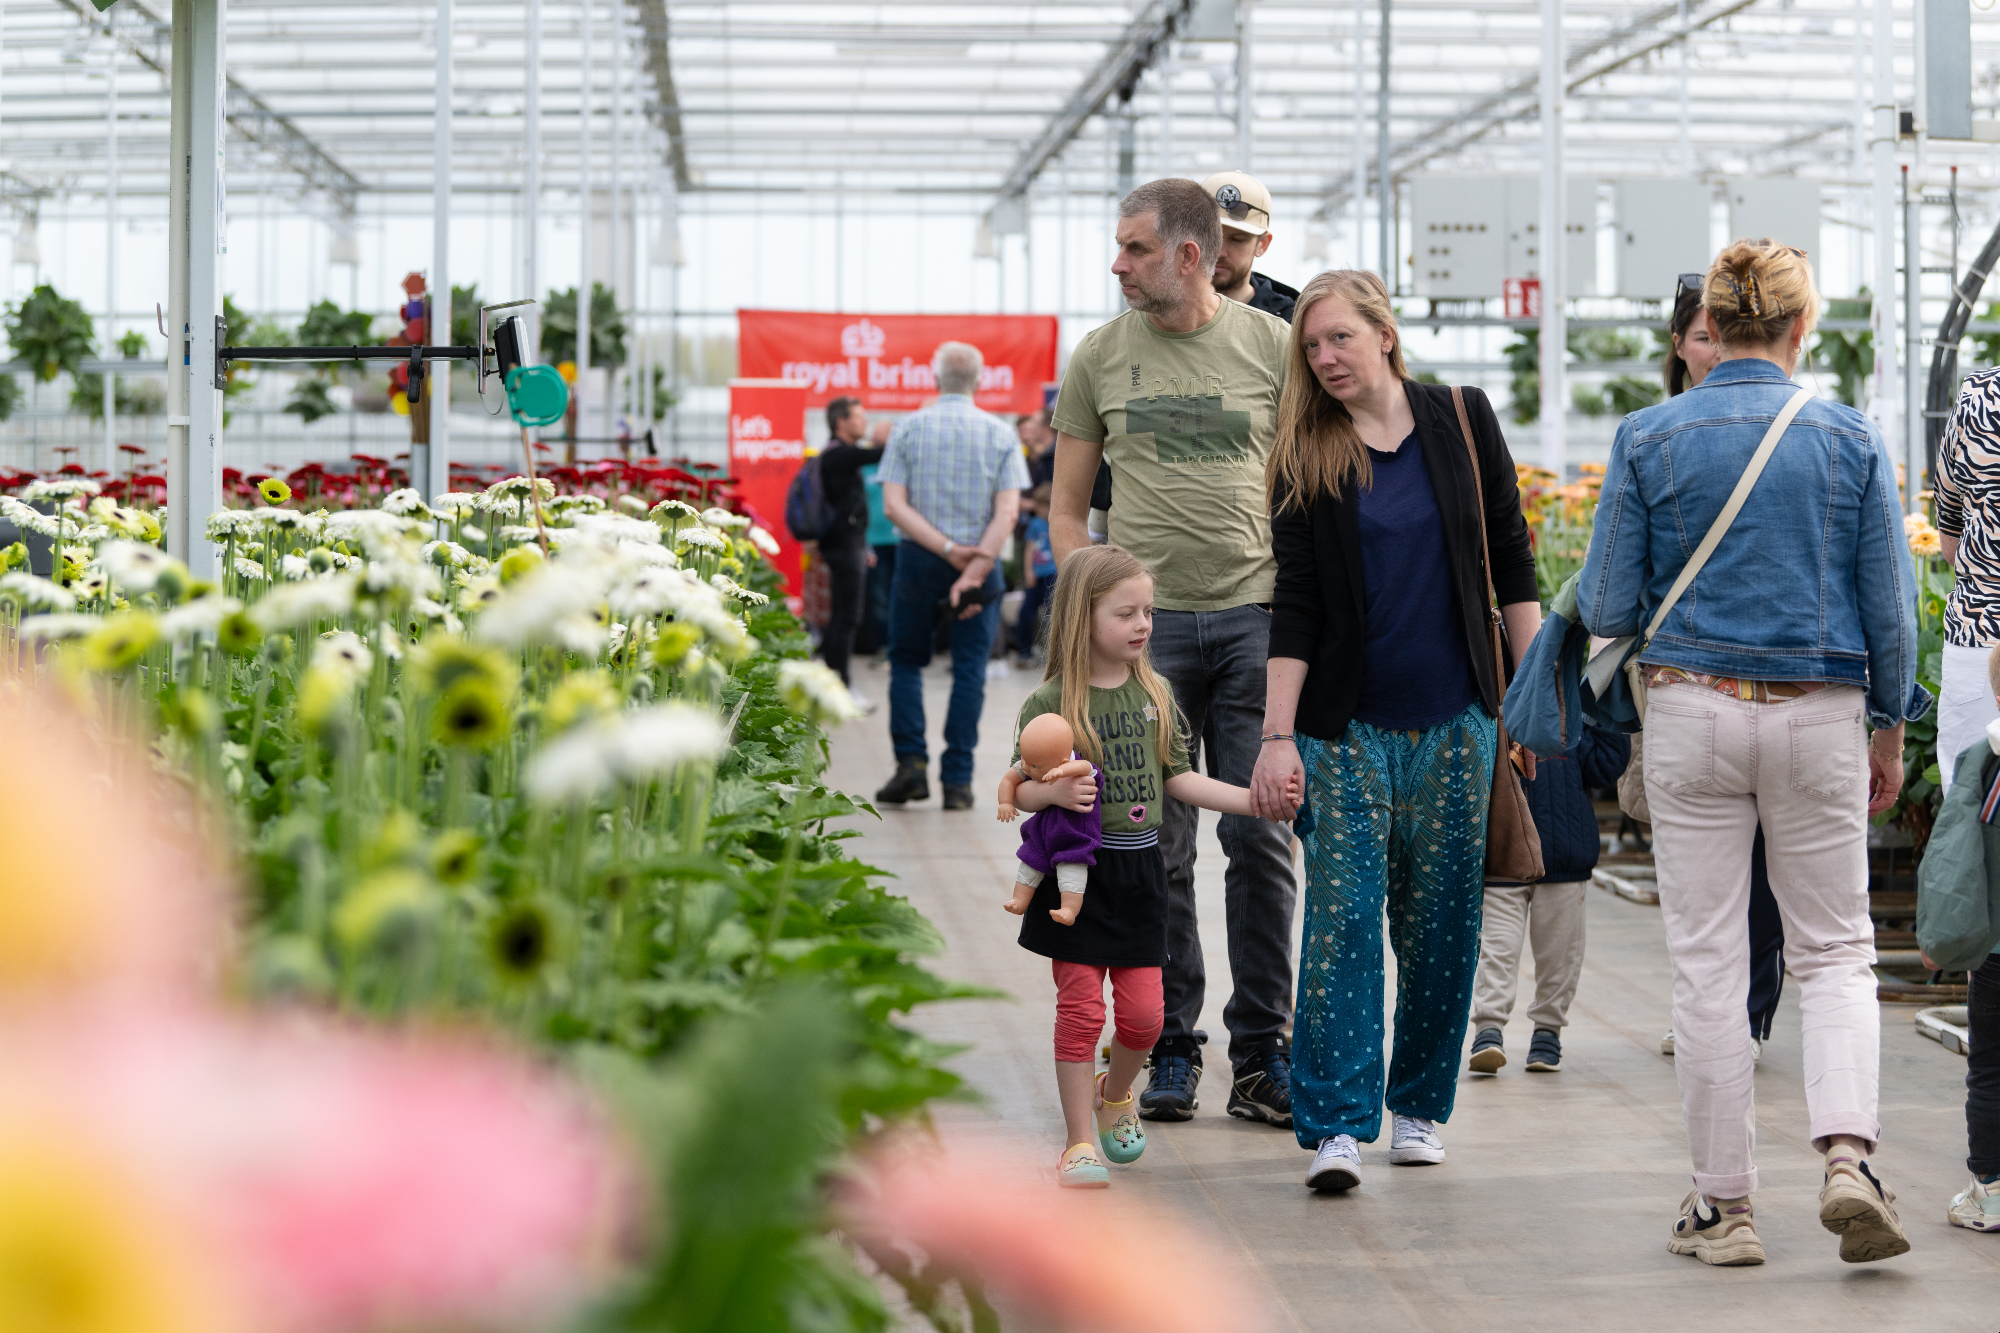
[1268,381,1538,742]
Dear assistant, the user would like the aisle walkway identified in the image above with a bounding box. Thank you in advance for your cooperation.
[827,657,2000,1330]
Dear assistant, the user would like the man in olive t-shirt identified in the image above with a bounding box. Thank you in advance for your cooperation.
[1049,177,1297,1132]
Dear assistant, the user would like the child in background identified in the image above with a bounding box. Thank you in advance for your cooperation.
[1916,645,2000,1234]
[1008,544,1291,1188]
[1014,485,1059,668]
[1466,720,1631,1075]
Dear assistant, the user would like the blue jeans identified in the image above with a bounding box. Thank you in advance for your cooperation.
[1292,704,1496,1146]
[1150,604,1298,1071]
[886,541,1003,788]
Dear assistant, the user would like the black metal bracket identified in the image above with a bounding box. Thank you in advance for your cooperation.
[218,343,482,394]
[213,317,228,389]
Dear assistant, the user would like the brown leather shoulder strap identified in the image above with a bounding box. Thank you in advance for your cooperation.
[1451,386,1509,699]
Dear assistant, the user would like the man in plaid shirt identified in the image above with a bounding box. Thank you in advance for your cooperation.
[876,342,1029,810]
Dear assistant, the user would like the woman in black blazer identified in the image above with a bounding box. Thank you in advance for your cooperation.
[1246,270,1540,1192]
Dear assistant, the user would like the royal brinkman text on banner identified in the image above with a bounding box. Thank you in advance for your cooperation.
[727,379,811,602]
[737,311,1057,416]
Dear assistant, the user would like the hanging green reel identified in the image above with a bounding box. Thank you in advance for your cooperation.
[504,365,569,429]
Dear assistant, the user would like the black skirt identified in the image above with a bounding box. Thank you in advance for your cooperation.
[1016,841,1169,969]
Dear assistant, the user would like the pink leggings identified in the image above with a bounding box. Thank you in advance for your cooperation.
[1051,960,1164,1063]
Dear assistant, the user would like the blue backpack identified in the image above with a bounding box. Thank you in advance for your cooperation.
[784,456,835,542]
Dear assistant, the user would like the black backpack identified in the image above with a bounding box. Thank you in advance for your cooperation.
[784,456,835,542]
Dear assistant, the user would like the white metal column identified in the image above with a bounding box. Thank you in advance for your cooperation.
[611,0,624,439]
[1353,0,1367,270]
[523,0,541,349]
[1871,0,1902,504]
[1235,1,1252,170]
[103,2,117,474]
[422,0,451,503]
[1375,0,1390,279]
[169,0,225,579]
[577,0,594,448]
[1538,0,1566,477]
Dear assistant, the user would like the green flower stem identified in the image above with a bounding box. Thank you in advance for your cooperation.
[442,747,470,828]
[754,818,804,984]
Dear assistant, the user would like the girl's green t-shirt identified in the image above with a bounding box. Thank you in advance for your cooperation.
[1013,675,1190,832]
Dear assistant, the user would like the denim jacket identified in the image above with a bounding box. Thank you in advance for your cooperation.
[1576,357,1929,728]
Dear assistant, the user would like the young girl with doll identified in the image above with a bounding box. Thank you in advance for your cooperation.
[1000,544,1294,1188]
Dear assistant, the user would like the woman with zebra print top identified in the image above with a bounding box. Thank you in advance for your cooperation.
[1933,368,2000,791]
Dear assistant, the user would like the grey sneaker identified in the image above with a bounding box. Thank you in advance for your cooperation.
[1307,1134,1362,1192]
[1820,1152,1911,1263]
[1387,1114,1444,1165]
[1668,1190,1766,1266]
[1468,1027,1506,1074]
[1526,1028,1562,1072]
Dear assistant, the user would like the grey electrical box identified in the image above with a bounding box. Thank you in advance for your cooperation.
[1181,0,1238,42]
[1410,176,1507,299]
[1614,179,1712,299]
[1725,180,1821,270]
[1504,175,1597,294]
[1926,0,1974,140]
[1409,175,1595,299]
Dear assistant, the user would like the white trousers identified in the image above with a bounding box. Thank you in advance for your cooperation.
[1644,683,1880,1198]
[1936,641,2000,795]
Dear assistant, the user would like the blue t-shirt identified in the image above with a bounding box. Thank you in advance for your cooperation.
[861,464,898,547]
[1024,515,1056,579]
[1351,433,1478,730]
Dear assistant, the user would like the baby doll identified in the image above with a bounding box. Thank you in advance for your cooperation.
[998,712,1102,926]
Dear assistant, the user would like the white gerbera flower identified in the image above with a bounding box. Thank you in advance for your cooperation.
[74,568,110,600]
[17,612,100,641]
[205,510,260,540]
[160,596,242,645]
[777,659,865,723]
[431,492,480,518]
[524,701,727,804]
[709,574,771,607]
[313,629,374,677]
[380,488,433,518]
[422,540,473,569]
[701,507,750,530]
[746,525,782,557]
[675,526,727,554]
[0,496,62,539]
[22,477,102,501]
[234,557,269,582]
[0,572,77,611]
[251,573,359,630]
[280,553,313,581]
[471,563,608,653]
[99,540,173,593]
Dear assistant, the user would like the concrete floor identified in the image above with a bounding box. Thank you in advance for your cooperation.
[829,656,2000,1330]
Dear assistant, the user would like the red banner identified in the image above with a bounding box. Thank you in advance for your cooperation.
[737,310,1058,416]
[727,380,811,601]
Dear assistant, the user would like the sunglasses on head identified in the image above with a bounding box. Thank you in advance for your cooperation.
[1214,183,1268,226]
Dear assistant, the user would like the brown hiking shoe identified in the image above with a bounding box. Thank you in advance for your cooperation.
[1819,1152,1911,1263]
[1668,1189,1766,1266]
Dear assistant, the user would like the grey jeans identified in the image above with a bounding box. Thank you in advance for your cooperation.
[1151,603,1298,1071]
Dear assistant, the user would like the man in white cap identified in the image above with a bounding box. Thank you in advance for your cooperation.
[1202,170,1298,324]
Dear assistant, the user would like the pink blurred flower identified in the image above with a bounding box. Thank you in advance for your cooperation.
[839,1141,1263,1333]
[0,1004,634,1333]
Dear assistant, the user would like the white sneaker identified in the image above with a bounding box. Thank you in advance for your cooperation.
[1306,1134,1361,1192]
[1948,1175,2000,1232]
[1751,1037,1762,1066]
[846,689,877,716]
[1388,1114,1445,1165]
[1661,1028,1676,1056]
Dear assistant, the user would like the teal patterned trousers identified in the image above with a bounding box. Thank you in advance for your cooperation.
[1293,704,1496,1147]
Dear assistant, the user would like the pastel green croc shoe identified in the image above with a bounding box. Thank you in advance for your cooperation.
[1095,1071,1147,1165]
[1057,1142,1109,1189]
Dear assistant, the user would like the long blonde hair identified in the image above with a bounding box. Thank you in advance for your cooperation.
[1266,269,1411,514]
[1042,545,1179,768]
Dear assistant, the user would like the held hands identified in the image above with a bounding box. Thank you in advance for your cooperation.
[1043,769,1098,813]
[1250,739,1305,822]
[1866,728,1906,817]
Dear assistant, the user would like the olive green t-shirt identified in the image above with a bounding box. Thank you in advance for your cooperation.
[1051,299,1289,612]
[1013,675,1191,833]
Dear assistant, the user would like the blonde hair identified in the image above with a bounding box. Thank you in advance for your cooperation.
[1042,545,1179,768]
[1703,239,1819,349]
[1266,269,1411,514]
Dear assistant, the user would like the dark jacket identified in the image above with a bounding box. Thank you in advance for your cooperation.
[1247,272,1299,323]
[1490,724,1631,886]
[817,441,883,550]
[1269,381,1538,742]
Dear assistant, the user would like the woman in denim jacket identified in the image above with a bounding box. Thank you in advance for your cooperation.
[1577,240,1929,1269]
